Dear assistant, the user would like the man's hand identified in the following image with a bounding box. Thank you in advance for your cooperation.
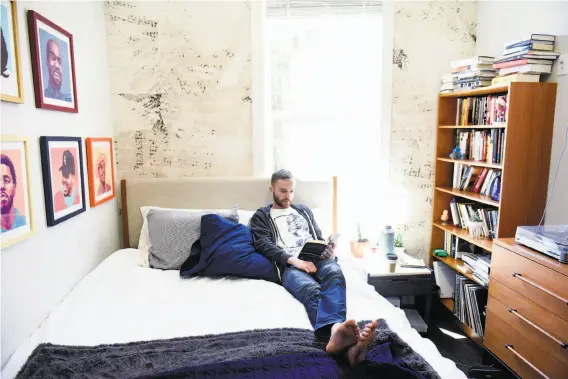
[288,257,317,273]
[321,243,336,260]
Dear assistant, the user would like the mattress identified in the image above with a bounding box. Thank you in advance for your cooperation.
[2,249,466,379]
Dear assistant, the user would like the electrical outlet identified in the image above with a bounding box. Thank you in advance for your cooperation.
[558,53,568,76]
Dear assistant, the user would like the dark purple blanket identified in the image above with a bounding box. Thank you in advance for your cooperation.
[16,319,440,379]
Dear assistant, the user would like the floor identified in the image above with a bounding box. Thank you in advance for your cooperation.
[424,302,517,378]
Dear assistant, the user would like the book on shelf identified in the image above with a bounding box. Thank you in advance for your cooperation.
[455,95,508,126]
[491,73,540,85]
[441,56,496,93]
[462,252,491,287]
[454,274,488,337]
[499,63,552,75]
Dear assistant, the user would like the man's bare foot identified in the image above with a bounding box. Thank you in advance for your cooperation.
[347,320,377,366]
[325,320,360,354]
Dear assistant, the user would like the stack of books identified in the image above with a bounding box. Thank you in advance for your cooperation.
[440,74,454,94]
[450,56,496,91]
[492,34,560,84]
[462,253,491,287]
[455,94,508,126]
[448,197,498,238]
[454,274,488,336]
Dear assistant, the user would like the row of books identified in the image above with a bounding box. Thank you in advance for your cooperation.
[443,231,471,259]
[455,95,508,125]
[462,253,491,287]
[453,164,501,196]
[449,198,498,238]
[492,33,560,84]
[454,274,487,337]
[454,129,506,164]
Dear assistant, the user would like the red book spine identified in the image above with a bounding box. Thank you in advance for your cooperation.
[473,168,488,193]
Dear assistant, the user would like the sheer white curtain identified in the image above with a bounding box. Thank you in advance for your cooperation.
[267,1,385,241]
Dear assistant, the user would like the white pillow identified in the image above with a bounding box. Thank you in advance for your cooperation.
[137,206,236,267]
[237,209,256,227]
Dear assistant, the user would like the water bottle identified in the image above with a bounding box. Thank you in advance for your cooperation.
[383,225,395,256]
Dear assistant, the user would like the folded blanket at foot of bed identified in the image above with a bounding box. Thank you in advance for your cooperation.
[16,319,440,379]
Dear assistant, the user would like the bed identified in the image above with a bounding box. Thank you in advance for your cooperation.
[2,177,466,379]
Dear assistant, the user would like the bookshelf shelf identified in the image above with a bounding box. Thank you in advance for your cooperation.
[438,123,507,129]
[431,82,557,347]
[433,221,493,252]
[431,253,487,287]
[436,187,500,207]
[436,157,503,170]
[439,84,509,98]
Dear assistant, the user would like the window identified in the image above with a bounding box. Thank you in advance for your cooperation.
[262,0,387,239]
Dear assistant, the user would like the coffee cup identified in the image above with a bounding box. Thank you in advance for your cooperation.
[386,253,398,273]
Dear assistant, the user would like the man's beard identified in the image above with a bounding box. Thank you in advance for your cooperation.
[1,194,14,214]
[51,69,62,89]
[273,193,290,208]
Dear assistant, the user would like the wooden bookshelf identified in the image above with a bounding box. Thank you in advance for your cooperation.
[432,221,493,252]
[431,82,557,346]
[436,157,503,170]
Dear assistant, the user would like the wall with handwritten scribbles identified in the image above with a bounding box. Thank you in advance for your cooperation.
[104,1,252,179]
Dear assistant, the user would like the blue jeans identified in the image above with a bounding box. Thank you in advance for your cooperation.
[282,259,347,337]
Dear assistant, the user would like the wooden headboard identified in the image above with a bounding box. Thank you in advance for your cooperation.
[120,177,338,249]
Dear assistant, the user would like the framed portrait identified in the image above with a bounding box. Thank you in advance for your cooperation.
[27,10,78,113]
[1,0,24,103]
[40,136,86,226]
[86,138,115,207]
[1,137,34,248]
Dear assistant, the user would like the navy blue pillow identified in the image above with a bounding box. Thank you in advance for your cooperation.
[180,214,280,283]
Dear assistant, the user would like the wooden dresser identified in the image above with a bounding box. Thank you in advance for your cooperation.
[484,238,568,379]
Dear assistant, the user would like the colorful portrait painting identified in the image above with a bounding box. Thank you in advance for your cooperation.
[86,138,115,207]
[1,137,34,248]
[1,1,24,103]
[27,10,78,112]
[40,137,85,226]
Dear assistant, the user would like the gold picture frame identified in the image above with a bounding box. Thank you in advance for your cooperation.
[1,136,35,248]
[1,0,24,103]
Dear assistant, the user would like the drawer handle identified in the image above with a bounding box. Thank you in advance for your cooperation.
[512,273,568,304]
[505,344,550,379]
[509,308,567,349]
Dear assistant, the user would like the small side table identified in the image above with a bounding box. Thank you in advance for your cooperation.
[365,256,433,327]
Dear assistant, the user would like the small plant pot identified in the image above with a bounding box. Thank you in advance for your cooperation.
[350,240,368,258]
[468,221,485,239]
[395,247,405,256]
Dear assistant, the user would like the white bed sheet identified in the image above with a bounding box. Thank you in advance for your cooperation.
[2,249,465,379]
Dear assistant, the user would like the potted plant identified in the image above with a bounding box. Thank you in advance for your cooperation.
[394,231,404,256]
[350,222,369,258]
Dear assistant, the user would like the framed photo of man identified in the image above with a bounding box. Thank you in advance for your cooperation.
[1,137,34,248]
[27,10,78,112]
[40,136,86,226]
[1,1,24,103]
[86,137,115,207]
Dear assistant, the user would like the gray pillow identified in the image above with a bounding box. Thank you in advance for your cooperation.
[147,207,239,270]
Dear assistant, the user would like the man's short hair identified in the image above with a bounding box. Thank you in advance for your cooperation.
[1,154,17,186]
[271,169,294,185]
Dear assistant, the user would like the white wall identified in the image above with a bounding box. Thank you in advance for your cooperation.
[476,1,568,225]
[1,1,120,365]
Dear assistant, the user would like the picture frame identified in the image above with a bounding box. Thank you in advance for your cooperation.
[86,137,116,207]
[40,136,86,226]
[27,10,78,113]
[1,136,34,248]
[1,0,24,103]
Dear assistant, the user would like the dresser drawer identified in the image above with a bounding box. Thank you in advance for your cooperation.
[485,311,568,379]
[491,244,568,322]
[487,281,568,366]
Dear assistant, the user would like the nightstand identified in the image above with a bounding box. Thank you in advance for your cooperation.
[365,254,433,327]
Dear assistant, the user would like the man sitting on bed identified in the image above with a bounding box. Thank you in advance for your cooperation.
[251,169,377,366]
